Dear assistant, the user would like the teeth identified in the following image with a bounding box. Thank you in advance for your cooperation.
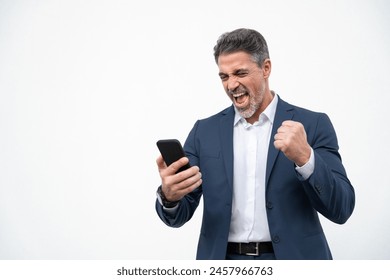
[232,92,246,98]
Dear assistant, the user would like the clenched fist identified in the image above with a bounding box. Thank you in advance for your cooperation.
[273,120,312,166]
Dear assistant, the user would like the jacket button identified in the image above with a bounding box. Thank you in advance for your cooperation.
[266,201,273,209]
[272,235,280,243]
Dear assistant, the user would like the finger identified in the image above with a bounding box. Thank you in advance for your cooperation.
[283,121,306,133]
[169,175,203,200]
[167,157,190,174]
[274,131,285,141]
[172,165,200,185]
[281,120,296,127]
[161,165,199,192]
[175,169,202,190]
[180,177,203,195]
[163,169,201,198]
[273,139,284,151]
[276,126,287,134]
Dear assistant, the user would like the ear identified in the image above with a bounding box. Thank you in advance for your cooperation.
[262,59,271,79]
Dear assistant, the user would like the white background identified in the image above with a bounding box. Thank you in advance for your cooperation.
[0,0,389,260]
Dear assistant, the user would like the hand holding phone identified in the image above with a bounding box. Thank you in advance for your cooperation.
[156,139,202,203]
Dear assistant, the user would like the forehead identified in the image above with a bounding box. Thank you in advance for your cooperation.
[217,51,258,72]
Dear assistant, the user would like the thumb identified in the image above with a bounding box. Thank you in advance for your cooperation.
[156,155,167,171]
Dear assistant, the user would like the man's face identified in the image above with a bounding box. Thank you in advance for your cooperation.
[217,51,269,122]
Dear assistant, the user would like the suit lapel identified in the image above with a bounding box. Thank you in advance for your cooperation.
[219,106,235,190]
[265,97,295,186]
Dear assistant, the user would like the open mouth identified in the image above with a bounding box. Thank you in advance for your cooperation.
[232,92,249,105]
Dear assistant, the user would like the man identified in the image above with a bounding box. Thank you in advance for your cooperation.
[155,28,355,260]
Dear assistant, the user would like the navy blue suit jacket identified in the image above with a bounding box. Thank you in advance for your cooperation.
[156,96,355,259]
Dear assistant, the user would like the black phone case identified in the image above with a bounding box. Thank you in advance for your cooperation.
[156,139,191,173]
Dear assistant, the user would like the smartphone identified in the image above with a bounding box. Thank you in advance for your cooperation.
[156,139,191,173]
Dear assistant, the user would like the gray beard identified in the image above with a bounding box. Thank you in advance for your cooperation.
[236,102,259,119]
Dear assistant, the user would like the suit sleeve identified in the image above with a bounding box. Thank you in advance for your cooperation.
[155,121,203,228]
[299,113,355,224]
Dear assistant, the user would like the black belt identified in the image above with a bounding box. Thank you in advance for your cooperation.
[227,242,274,256]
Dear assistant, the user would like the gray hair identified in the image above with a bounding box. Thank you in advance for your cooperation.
[213,28,270,68]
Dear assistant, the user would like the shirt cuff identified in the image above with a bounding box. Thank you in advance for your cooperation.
[163,204,179,213]
[156,191,180,213]
[295,148,315,180]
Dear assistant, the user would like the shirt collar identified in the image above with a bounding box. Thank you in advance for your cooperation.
[233,91,279,126]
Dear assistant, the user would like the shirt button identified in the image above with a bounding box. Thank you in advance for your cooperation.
[272,235,280,243]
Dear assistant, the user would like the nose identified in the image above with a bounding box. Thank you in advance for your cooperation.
[226,76,239,92]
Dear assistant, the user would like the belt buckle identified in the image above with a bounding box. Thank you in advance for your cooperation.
[243,242,259,256]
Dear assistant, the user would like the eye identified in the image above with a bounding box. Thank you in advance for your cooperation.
[219,74,228,81]
[236,71,248,78]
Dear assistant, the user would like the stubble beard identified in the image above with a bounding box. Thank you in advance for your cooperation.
[234,84,265,119]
